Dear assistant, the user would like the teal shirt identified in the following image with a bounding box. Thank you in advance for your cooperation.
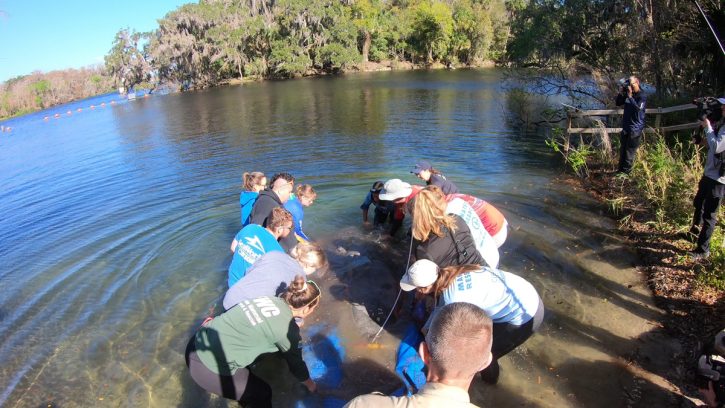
[194,296,310,381]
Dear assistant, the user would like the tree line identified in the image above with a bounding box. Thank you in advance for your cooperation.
[2,0,723,120]
[105,0,510,91]
[506,0,724,102]
[0,68,114,120]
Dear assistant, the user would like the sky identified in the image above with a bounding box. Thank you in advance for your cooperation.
[0,0,191,83]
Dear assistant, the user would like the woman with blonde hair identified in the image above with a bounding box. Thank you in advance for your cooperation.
[410,186,484,267]
[284,184,317,241]
[186,275,321,405]
[240,171,267,226]
[412,185,500,268]
[399,259,544,384]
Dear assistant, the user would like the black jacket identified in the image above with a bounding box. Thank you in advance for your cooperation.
[249,189,297,252]
[414,215,484,267]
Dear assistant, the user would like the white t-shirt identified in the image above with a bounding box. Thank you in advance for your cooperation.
[440,267,540,326]
[446,198,499,269]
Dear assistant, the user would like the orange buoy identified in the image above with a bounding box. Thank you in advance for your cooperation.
[90,105,95,109]
[67,110,72,115]
[77,108,82,112]
[44,116,49,121]
[143,94,149,98]
[54,113,60,118]
[100,102,105,107]
[110,101,116,105]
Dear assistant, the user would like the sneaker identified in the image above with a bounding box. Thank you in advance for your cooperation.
[688,250,710,261]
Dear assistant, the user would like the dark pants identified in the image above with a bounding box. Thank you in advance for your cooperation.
[618,131,642,173]
[480,298,545,382]
[692,176,725,253]
[185,336,272,407]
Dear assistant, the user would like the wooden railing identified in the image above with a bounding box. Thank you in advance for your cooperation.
[566,103,699,134]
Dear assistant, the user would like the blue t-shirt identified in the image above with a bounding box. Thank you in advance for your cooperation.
[240,191,259,226]
[284,197,309,241]
[228,224,283,287]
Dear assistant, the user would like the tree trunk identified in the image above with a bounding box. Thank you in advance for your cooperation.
[362,31,371,63]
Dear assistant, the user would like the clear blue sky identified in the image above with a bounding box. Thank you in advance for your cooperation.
[0,0,191,83]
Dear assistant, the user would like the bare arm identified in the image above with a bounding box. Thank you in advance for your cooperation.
[230,239,238,253]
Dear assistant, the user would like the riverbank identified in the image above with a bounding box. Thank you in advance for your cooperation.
[563,165,725,402]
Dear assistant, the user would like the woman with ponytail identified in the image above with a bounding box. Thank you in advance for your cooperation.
[186,275,321,406]
[240,171,267,226]
[399,259,544,385]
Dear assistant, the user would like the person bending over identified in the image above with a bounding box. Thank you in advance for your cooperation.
[361,181,396,227]
[240,171,267,226]
[250,172,298,252]
[223,242,328,310]
[345,302,493,407]
[284,184,317,242]
[228,207,293,287]
[412,160,460,194]
[400,259,544,385]
[185,275,321,407]
[410,186,499,269]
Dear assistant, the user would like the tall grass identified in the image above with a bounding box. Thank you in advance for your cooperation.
[549,127,724,284]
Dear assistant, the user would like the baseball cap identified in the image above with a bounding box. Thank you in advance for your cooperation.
[717,97,725,105]
[400,259,439,291]
[411,161,433,175]
[379,179,413,201]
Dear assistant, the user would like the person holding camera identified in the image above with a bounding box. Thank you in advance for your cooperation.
[688,98,725,260]
[615,76,647,174]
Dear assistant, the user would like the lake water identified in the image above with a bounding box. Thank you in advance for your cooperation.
[0,70,679,407]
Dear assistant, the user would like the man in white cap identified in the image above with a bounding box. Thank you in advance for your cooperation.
[688,98,725,260]
[344,302,493,407]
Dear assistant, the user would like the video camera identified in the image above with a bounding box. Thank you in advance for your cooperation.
[693,96,723,123]
[697,329,725,405]
[618,78,631,92]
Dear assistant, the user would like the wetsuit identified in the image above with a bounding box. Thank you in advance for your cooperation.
[249,189,298,252]
[186,296,309,406]
[360,191,395,226]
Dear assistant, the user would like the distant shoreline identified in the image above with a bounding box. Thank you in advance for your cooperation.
[1,60,496,123]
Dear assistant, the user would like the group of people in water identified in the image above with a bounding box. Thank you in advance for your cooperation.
[184,161,545,407]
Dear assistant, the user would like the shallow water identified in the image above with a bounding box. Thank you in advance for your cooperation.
[0,70,677,407]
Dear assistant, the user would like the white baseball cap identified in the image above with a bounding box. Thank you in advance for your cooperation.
[379,179,413,201]
[717,97,725,105]
[400,259,439,291]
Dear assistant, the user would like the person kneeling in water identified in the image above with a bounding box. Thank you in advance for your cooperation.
[186,275,321,406]
[400,259,544,384]
[344,302,493,407]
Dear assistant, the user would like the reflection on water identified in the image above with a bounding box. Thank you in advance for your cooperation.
[0,70,674,407]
